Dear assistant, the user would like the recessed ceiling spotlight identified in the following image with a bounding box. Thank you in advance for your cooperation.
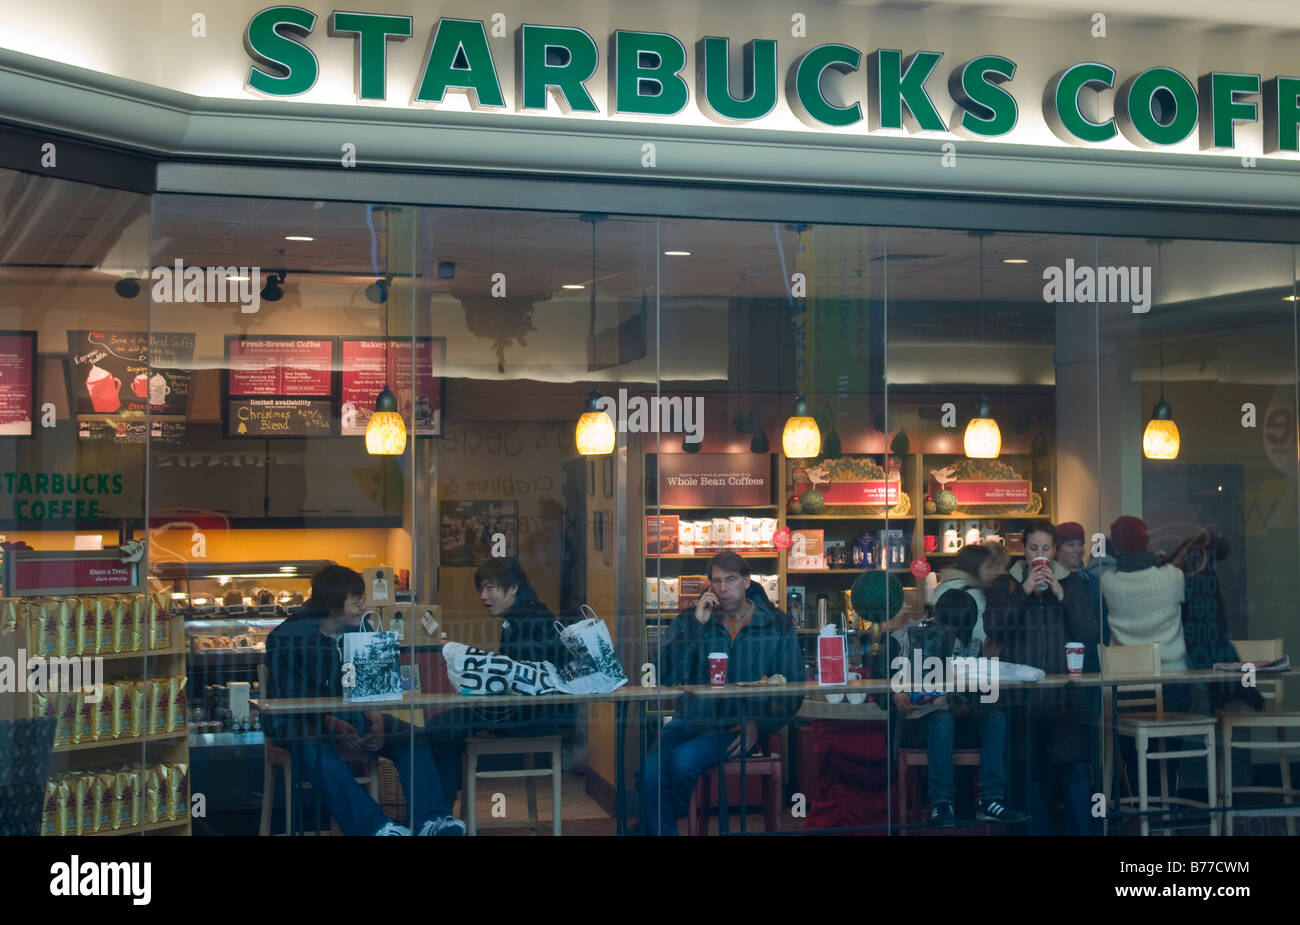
[562,284,586,290]
[1284,295,1297,302]
[284,235,314,242]
[1002,258,1029,264]
[663,250,691,256]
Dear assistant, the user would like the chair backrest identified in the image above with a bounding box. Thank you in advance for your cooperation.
[1232,638,1286,706]
[1099,642,1164,716]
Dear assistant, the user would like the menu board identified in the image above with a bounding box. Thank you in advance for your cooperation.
[225,335,336,437]
[0,331,36,436]
[66,330,195,419]
[77,419,189,446]
[340,337,444,437]
[654,453,772,507]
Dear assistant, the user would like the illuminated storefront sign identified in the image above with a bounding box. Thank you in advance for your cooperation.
[242,7,1300,153]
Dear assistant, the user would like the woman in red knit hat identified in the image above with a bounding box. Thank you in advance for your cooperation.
[1100,516,1189,676]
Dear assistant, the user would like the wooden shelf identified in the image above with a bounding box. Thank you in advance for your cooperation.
[789,568,912,575]
[645,505,779,511]
[923,514,1051,519]
[786,514,905,521]
[54,730,187,753]
[647,551,778,559]
[72,647,187,661]
[85,818,189,836]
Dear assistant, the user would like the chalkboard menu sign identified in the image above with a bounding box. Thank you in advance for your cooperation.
[224,335,336,437]
[66,330,195,424]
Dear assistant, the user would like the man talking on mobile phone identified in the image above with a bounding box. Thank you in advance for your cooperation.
[641,551,804,835]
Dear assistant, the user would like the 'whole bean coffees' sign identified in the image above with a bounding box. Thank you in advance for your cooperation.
[242,10,1300,154]
[654,454,771,507]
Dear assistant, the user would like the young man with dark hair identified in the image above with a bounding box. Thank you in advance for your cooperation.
[643,551,804,835]
[265,564,464,835]
[475,556,575,737]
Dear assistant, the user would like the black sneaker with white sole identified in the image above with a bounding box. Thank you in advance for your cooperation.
[976,799,1028,823]
[929,801,957,828]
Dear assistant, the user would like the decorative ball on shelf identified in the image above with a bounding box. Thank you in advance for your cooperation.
[799,487,825,514]
[910,558,932,580]
[935,488,958,515]
[787,496,803,515]
[924,495,937,515]
[851,570,904,623]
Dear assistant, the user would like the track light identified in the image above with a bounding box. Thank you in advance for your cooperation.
[114,276,141,299]
[365,276,390,304]
[261,272,285,303]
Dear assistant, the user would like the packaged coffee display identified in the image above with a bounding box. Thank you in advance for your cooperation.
[108,597,127,653]
[58,600,77,659]
[74,692,95,744]
[55,691,75,745]
[76,598,96,655]
[42,778,59,835]
[677,575,709,612]
[97,686,116,740]
[644,577,660,611]
[131,595,148,652]
[131,681,147,737]
[144,766,163,824]
[110,682,131,739]
[30,601,56,657]
[94,597,113,655]
[659,577,679,612]
[57,778,74,836]
[95,771,115,832]
[166,675,187,733]
[148,679,168,735]
[149,598,172,650]
[114,768,139,829]
[1,599,16,637]
[75,772,97,834]
[163,763,189,821]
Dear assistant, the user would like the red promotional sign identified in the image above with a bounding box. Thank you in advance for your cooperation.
[228,336,334,397]
[934,480,1032,505]
[340,337,444,437]
[0,331,36,436]
[818,634,847,685]
[817,479,901,505]
[656,454,771,507]
[3,549,143,597]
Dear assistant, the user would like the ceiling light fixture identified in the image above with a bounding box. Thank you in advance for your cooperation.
[113,276,141,299]
[1143,246,1179,460]
[260,272,285,302]
[284,235,314,242]
[663,250,692,256]
[1002,258,1028,264]
[562,284,586,290]
[365,209,406,456]
[782,395,820,459]
[575,389,615,455]
[965,232,1002,458]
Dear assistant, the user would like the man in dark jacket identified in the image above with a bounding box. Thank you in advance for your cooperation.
[642,551,804,835]
[265,564,464,836]
[475,557,575,737]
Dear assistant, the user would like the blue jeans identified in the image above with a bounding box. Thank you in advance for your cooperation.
[295,716,454,836]
[1027,761,1094,835]
[917,708,1007,806]
[641,720,740,836]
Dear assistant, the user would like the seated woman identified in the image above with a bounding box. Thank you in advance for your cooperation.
[987,523,1100,835]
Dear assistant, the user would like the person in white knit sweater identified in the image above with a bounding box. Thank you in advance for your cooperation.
[1100,515,1187,672]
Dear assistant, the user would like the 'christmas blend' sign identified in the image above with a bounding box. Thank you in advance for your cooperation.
[225,335,335,437]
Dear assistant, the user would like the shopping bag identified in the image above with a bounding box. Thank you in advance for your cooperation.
[441,642,564,696]
[341,611,403,703]
[551,605,628,695]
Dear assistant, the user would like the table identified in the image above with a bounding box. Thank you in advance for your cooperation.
[259,686,680,835]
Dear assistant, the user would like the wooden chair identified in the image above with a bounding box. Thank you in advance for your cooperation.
[1218,638,1299,836]
[256,663,380,836]
[687,733,784,835]
[896,747,982,828]
[462,735,562,836]
[1100,643,1218,836]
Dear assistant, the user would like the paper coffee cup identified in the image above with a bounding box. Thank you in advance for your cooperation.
[707,652,729,687]
[1066,642,1085,675]
[1031,556,1051,591]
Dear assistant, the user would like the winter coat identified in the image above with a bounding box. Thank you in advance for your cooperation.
[264,607,368,742]
[658,581,805,734]
[485,586,577,737]
[1101,552,1188,671]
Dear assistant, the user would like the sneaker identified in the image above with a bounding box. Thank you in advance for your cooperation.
[929,802,957,828]
[417,815,466,836]
[375,821,410,836]
[976,799,1029,824]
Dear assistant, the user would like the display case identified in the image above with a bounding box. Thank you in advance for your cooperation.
[150,560,326,617]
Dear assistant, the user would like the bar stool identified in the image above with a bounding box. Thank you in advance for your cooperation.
[1218,638,1300,836]
[1100,643,1218,836]
[896,747,982,827]
[462,735,562,836]
[687,734,784,835]
[257,663,381,836]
